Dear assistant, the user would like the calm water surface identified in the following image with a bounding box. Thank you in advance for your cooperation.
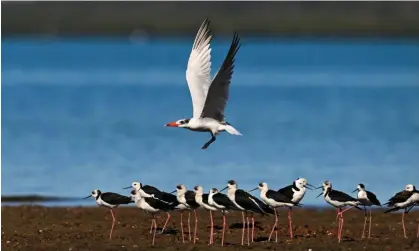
[2,37,419,206]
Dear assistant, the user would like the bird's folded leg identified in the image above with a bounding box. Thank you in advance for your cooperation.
[202,133,216,149]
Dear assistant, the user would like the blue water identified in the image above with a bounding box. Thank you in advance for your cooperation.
[2,37,419,207]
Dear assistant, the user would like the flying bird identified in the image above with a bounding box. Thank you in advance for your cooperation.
[164,18,242,150]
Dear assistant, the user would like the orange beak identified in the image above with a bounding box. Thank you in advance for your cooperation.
[164,122,178,127]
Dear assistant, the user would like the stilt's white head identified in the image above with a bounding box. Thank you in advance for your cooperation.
[294,178,315,190]
[405,184,416,191]
[130,181,142,191]
[194,185,204,195]
[258,182,269,191]
[84,189,101,200]
[164,118,191,128]
[173,184,187,196]
[322,180,332,194]
[209,188,219,196]
[219,180,238,196]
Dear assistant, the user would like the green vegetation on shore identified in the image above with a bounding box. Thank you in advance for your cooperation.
[2,1,419,37]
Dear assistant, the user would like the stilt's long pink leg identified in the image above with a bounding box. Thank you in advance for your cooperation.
[241,212,245,245]
[187,211,191,241]
[150,219,153,233]
[160,212,171,234]
[268,208,278,242]
[152,216,157,246]
[221,212,226,246]
[402,211,407,238]
[368,208,372,239]
[209,210,214,245]
[362,207,367,239]
[109,209,116,239]
[180,212,185,243]
[288,208,293,238]
[246,215,250,246]
[339,214,345,243]
[336,208,341,241]
[193,209,198,244]
[251,214,255,242]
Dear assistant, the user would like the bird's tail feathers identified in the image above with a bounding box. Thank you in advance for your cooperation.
[222,124,242,136]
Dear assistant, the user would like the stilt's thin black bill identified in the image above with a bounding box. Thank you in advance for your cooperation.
[83,195,92,199]
[123,186,131,189]
[316,192,323,198]
[248,187,258,192]
[352,188,358,193]
[219,186,228,193]
[170,190,176,194]
[306,183,316,190]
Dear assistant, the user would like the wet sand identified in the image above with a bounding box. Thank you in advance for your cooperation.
[2,206,419,250]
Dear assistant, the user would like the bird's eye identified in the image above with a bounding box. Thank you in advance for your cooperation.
[179,120,184,124]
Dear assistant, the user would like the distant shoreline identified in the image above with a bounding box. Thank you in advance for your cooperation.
[1,195,78,202]
[2,2,419,37]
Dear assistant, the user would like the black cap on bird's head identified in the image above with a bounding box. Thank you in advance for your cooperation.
[84,189,101,199]
[211,188,219,193]
[227,180,236,185]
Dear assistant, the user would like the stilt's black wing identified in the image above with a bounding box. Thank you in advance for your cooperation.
[266,190,295,204]
[144,197,176,211]
[202,194,210,204]
[142,185,162,196]
[101,192,132,205]
[235,189,274,214]
[213,192,240,210]
[366,190,381,206]
[329,190,358,202]
[277,185,295,200]
[158,192,179,206]
[185,190,200,209]
[384,190,412,207]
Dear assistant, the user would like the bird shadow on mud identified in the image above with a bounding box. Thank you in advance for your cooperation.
[158,227,178,235]
[341,236,356,242]
[228,221,264,230]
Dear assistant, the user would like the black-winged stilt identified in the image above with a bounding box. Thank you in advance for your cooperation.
[276,177,315,238]
[208,188,241,246]
[219,180,274,246]
[384,184,418,238]
[248,182,301,242]
[193,185,218,245]
[171,184,201,243]
[84,189,132,239]
[316,180,361,243]
[130,189,177,246]
[352,183,381,239]
[124,181,183,234]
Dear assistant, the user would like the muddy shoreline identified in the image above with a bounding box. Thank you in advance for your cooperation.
[2,205,418,250]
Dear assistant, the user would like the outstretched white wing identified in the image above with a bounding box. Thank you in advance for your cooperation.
[200,33,241,121]
[186,18,213,118]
